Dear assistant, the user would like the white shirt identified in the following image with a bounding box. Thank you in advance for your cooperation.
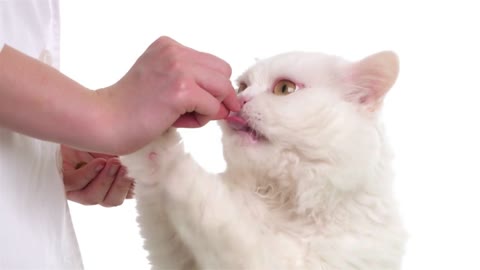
[0,1,83,269]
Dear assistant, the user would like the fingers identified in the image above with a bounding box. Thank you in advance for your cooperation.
[193,50,233,78]
[126,183,135,199]
[101,166,135,207]
[211,103,230,120]
[106,35,240,149]
[61,144,95,169]
[194,104,230,127]
[172,93,234,128]
[193,65,241,113]
[221,91,241,113]
[156,36,232,77]
[65,155,135,207]
[171,64,240,128]
[182,85,223,118]
[172,113,203,128]
[67,158,123,206]
[154,36,184,51]
[63,158,106,191]
[89,152,117,159]
[174,87,234,128]
[157,36,240,118]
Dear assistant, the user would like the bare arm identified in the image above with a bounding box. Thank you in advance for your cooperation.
[0,45,107,151]
[0,37,240,155]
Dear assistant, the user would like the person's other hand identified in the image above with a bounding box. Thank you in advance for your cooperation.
[96,36,241,155]
[61,145,135,207]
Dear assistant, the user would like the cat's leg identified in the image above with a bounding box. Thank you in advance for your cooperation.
[121,130,198,270]
[135,191,197,270]
[164,177,282,270]
[130,129,302,270]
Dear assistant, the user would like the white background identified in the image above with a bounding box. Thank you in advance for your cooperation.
[60,1,480,269]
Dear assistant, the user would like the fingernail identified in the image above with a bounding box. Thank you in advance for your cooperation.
[118,166,127,177]
[95,164,105,172]
[109,164,120,176]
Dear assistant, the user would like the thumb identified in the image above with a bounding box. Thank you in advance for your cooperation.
[195,103,229,126]
[173,104,230,128]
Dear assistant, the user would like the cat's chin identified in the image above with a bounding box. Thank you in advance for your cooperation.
[224,115,267,143]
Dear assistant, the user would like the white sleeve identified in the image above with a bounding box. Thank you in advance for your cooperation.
[0,39,4,52]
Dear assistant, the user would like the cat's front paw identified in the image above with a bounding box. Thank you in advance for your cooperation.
[156,128,182,147]
[120,128,183,185]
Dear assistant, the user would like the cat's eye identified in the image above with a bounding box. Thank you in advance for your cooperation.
[237,82,248,93]
[273,80,297,96]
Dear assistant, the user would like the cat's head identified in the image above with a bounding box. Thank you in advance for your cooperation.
[220,51,398,193]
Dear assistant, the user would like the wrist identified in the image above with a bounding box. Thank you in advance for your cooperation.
[84,87,123,155]
[90,84,145,156]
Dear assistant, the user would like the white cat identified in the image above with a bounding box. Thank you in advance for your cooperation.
[121,50,406,270]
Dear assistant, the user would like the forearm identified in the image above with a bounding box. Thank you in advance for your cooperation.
[0,45,110,152]
[0,36,241,155]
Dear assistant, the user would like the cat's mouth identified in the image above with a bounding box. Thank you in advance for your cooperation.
[225,114,266,142]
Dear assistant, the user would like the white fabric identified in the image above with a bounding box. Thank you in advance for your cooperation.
[0,1,83,269]
[0,30,3,51]
[0,23,4,51]
[0,0,60,68]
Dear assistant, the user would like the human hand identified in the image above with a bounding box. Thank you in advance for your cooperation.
[95,36,241,154]
[61,145,135,207]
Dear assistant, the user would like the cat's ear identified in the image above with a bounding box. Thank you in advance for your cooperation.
[343,51,399,111]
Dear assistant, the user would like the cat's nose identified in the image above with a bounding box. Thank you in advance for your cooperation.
[238,95,251,107]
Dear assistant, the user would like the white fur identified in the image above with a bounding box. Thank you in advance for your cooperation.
[121,51,406,270]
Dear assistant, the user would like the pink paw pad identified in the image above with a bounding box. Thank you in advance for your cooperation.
[148,151,158,161]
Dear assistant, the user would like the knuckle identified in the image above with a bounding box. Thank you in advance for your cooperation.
[118,178,134,189]
[82,197,99,206]
[156,36,172,44]
[100,178,114,188]
[152,37,185,68]
[88,196,102,205]
[114,200,124,207]
[154,36,175,49]
[173,88,194,113]
[77,190,103,205]
[224,63,232,77]
[63,180,75,191]
[66,176,88,192]
[172,75,190,92]
[159,40,184,59]
[101,200,122,208]
[100,202,113,208]
[217,82,231,99]
[67,191,99,206]
[86,172,98,182]
[166,57,185,73]
[163,42,181,55]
